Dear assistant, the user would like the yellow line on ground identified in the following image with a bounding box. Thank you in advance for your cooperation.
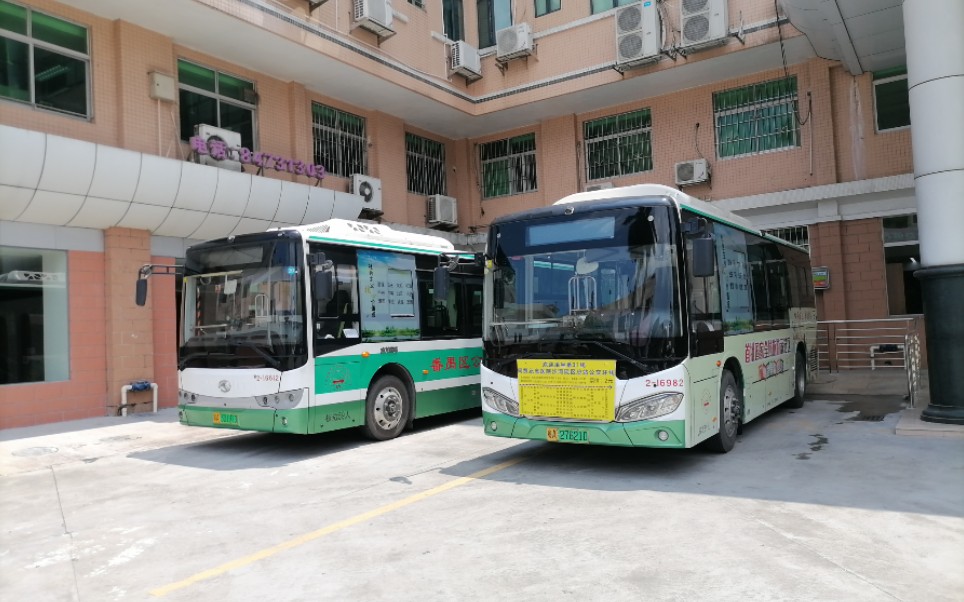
[150,454,529,597]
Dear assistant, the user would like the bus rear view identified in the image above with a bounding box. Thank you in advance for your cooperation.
[481,184,815,452]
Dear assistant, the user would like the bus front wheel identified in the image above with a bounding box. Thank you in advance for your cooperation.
[706,370,742,453]
[362,375,410,441]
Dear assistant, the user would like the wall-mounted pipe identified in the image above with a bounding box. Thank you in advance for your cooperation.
[120,382,158,416]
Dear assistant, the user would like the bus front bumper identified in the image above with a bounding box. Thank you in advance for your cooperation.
[178,405,311,434]
[482,411,686,448]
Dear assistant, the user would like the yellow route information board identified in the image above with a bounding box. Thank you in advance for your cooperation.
[518,359,616,421]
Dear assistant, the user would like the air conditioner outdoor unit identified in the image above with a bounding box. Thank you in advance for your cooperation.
[353,0,395,37]
[450,40,482,80]
[427,194,458,227]
[584,181,614,192]
[615,2,661,70]
[680,0,728,50]
[496,23,533,61]
[352,174,383,215]
[675,158,710,186]
[195,124,243,172]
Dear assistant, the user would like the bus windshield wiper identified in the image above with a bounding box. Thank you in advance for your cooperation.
[178,351,232,370]
[578,339,651,373]
[232,341,281,370]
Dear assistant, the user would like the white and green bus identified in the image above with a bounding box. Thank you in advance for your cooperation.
[480,184,816,452]
[138,219,483,439]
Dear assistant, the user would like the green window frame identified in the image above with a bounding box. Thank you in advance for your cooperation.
[590,0,635,15]
[177,59,256,149]
[0,0,89,117]
[312,103,367,178]
[442,0,465,41]
[536,0,561,17]
[477,0,512,48]
[480,133,537,199]
[583,108,653,181]
[714,77,800,159]
[406,133,447,195]
[873,66,910,132]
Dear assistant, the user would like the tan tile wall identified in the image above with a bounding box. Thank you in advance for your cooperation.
[103,228,154,415]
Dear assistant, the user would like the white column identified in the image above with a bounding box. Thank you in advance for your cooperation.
[903,0,964,424]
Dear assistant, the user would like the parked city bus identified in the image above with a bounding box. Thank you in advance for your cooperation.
[480,184,816,452]
[136,219,483,440]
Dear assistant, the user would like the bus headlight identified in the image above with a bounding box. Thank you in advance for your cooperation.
[616,392,683,422]
[482,387,520,417]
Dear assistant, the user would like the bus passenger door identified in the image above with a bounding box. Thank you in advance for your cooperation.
[308,246,364,433]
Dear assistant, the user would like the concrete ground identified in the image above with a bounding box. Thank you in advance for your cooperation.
[1,371,962,602]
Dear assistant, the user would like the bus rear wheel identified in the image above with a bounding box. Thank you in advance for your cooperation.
[706,370,742,453]
[362,375,409,441]
[785,350,807,409]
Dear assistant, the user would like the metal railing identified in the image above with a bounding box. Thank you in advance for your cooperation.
[816,317,923,407]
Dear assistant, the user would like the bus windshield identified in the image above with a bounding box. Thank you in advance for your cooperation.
[180,238,307,370]
[487,205,684,372]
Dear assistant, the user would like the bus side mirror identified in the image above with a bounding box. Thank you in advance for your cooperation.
[692,237,715,278]
[313,269,334,305]
[135,279,148,306]
[433,266,450,304]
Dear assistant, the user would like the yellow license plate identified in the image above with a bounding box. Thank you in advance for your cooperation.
[546,427,589,444]
[213,412,238,426]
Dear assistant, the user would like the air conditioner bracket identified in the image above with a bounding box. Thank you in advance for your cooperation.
[306,0,328,13]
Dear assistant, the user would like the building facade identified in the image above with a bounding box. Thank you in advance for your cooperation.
[0,0,924,427]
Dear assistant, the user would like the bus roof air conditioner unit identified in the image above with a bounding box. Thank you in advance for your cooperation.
[195,124,243,172]
[680,0,728,50]
[496,23,533,61]
[450,40,482,80]
[427,194,458,227]
[615,2,661,71]
[675,158,710,186]
[353,0,395,38]
[352,174,383,216]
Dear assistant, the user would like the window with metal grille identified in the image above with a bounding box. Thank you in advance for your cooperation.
[407,0,424,8]
[312,103,367,178]
[480,133,537,199]
[178,59,257,149]
[0,0,90,117]
[714,77,800,158]
[873,66,910,132]
[406,133,447,195]
[762,225,810,251]
[584,108,653,182]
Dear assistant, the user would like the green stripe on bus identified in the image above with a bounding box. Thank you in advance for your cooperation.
[482,412,686,448]
[414,384,480,418]
[314,347,482,394]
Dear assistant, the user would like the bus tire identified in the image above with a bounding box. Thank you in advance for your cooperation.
[362,375,410,441]
[785,350,807,409]
[706,370,741,453]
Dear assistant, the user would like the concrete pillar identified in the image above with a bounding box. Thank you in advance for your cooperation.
[903,0,964,423]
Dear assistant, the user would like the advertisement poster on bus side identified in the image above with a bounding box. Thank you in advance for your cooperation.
[357,250,420,341]
[715,227,754,333]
